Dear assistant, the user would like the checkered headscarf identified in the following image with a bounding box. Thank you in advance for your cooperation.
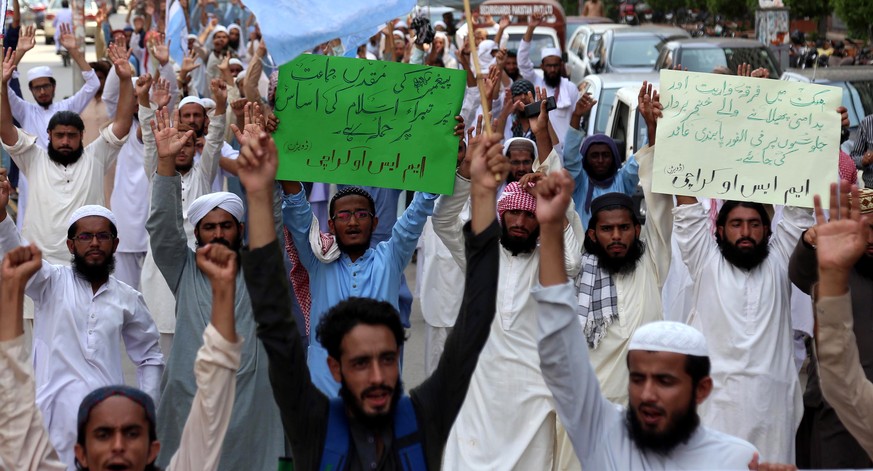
[497,182,537,222]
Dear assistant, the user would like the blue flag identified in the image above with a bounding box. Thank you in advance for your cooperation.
[243,0,414,66]
[165,0,188,66]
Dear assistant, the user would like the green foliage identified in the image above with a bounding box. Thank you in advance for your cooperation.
[644,0,686,15]
[704,0,752,20]
[832,0,873,41]
[783,0,831,19]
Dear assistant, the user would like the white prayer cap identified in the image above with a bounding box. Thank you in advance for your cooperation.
[392,30,405,39]
[228,58,244,68]
[68,205,118,228]
[541,47,562,60]
[629,321,709,357]
[212,25,229,35]
[200,98,216,111]
[27,66,53,82]
[187,33,198,41]
[503,137,538,160]
[395,20,408,29]
[434,20,447,29]
[188,192,245,226]
[178,96,204,110]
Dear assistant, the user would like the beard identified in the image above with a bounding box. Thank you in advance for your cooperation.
[72,251,116,284]
[335,231,373,254]
[339,378,402,430]
[500,224,540,255]
[544,71,562,89]
[719,237,769,271]
[47,144,85,166]
[626,393,700,456]
[176,160,194,173]
[228,37,241,49]
[585,237,646,275]
[37,97,54,108]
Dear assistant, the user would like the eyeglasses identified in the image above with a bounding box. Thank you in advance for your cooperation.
[71,232,114,243]
[30,83,54,92]
[332,210,374,222]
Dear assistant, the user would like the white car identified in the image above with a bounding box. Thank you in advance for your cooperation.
[565,23,628,84]
[576,72,658,142]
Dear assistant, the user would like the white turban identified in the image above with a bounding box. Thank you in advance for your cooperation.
[187,192,245,226]
[68,205,118,228]
[212,25,228,35]
[27,66,53,82]
[629,321,709,357]
[200,98,216,110]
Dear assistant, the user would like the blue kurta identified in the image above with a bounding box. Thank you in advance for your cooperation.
[282,188,437,396]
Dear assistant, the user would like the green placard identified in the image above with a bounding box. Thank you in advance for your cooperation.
[273,54,466,195]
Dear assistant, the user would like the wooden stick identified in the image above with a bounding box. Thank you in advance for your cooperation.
[463,0,492,135]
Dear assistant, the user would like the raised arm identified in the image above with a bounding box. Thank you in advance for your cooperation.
[517,14,542,83]
[168,244,243,470]
[0,49,18,148]
[12,25,35,66]
[533,169,615,462]
[58,23,94,74]
[0,244,66,471]
[236,131,331,450]
[412,131,507,441]
[109,43,135,140]
[196,79,229,184]
[812,182,873,460]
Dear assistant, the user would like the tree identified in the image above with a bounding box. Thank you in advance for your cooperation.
[784,0,832,37]
[833,0,873,42]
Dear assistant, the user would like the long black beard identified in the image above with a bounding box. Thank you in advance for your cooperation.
[544,71,562,89]
[585,237,646,275]
[500,224,540,256]
[72,252,115,283]
[339,378,403,430]
[228,38,241,50]
[719,237,769,271]
[48,144,84,166]
[626,393,699,456]
[176,161,194,173]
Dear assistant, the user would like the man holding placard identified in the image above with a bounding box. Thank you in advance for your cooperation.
[658,69,847,463]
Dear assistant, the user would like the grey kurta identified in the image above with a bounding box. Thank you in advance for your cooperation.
[148,174,285,471]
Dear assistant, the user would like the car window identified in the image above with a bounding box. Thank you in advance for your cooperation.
[611,102,630,162]
[723,47,779,77]
[571,33,585,56]
[595,87,619,135]
[587,33,602,55]
[674,48,728,72]
[635,110,649,151]
[609,36,662,68]
[504,33,558,66]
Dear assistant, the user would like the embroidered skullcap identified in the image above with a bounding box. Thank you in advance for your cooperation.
[212,25,228,35]
[850,188,873,214]
[329,187,375,215]
[510,79,535,97]
[179,95,204,110]
[590,192,634,216]
[78,386,155,439]
[497,181,537,221]
[68,205,117,228]
[228,58,244,68]
[188,192,245,226]
[503,137,538,161]
[541,47,561,60]
[629,321,709,357]
[200,97,216,111]
[27,66,53,82]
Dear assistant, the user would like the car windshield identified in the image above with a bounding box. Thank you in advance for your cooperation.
[609,36,661,68]
[504,33,559,66]
[595,87,619,134]
[678,47,780,77]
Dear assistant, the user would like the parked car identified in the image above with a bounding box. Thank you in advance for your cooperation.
[576,72,658,145]
[565,14,612,39]
[566,23,628,83]
[591,25,689,74]
[782,66,873,154]
[500,24,562,68]
[43,0,98,44]
[5,0,47,30]
[654,37,782,78]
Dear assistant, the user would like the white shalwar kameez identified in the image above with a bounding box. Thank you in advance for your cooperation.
[435,175,583,470]
[534,280,759,470]
[0,217,163,470]
[672,202,812,463]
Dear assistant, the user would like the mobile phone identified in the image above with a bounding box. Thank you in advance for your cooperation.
[524,96,557,118]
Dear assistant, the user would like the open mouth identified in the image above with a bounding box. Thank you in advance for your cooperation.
[106,463,132,470]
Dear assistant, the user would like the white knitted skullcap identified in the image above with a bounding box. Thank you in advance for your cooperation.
[629,321,709,357]
[27,66,53,82]
[68,205,118,228]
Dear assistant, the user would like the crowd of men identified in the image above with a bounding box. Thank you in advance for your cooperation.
[0,1,872,470]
